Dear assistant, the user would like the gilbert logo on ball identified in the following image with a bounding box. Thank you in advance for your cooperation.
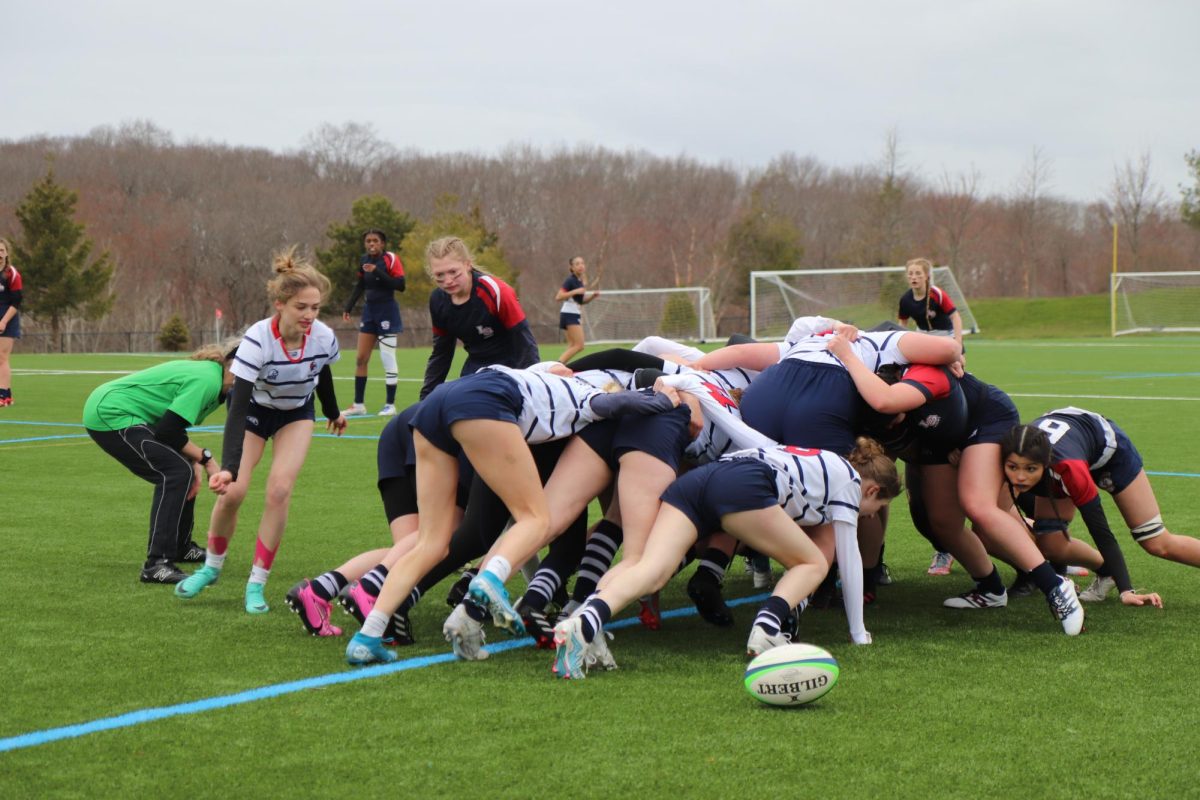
[743,643,839,707]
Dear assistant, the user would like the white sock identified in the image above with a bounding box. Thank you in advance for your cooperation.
[205,553,226,571]
[484,555,512,584]
[363,610,390,638]
[248,565,270,585]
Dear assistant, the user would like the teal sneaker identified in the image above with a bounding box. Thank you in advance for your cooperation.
[174,565,220,599]
[245,582,270,614]
[346,632,398,665]
[467,571,526,636]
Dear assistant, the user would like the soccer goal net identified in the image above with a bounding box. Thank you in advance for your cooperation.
[581,287,717,344]
[1111,271,1200,336]
[749,266,979,340]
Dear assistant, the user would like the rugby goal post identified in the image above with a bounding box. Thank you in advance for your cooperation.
[749,266,979,340]
[1111,271,1200,336]
[581,287,717,344]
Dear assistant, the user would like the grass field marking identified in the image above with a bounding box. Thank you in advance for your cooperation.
[0,592,771,754]
[1145,471,1200,478]
[0,419,88,427]
[11,367,424,382]
[0,433,92,445]
[971,341,1200,349]
[1008,392,1200,402]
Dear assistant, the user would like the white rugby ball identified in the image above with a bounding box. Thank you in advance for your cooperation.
[743,643,839,707]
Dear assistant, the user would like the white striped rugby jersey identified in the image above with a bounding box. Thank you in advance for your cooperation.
[660,372,775,464]
[722,445,863,528]
[779,328,909,373]
[485,364,614,444]
[231,317,340,410]
[569,368,636,391]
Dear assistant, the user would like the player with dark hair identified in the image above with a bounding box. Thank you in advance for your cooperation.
[0,238,22,406]
[1002,408,1200,603]
[84,344,237,583]
[418,236,540,400]
[175,247,347,614]
[342,229,406,417]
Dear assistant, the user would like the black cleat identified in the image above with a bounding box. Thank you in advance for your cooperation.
[177,540,207,563]
[140,559,187,584]
[386,606,415,647]
[515,596,556,649]
[445,568,477,608]
[686,569,734,627]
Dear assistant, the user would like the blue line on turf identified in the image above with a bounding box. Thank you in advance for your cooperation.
[0,593,770,754]
[1146,470,1200,478]
[0,433,91,444]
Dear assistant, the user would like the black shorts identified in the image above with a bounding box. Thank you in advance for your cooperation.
[559,312,581,330]
[660,458,779,537]
[245,397,315,440]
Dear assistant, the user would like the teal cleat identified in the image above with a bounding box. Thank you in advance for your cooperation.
[467,572,526,636]
[346,632,398,665]
[245,582,270,614]
[174,565,220,599]
[551,616,588,679]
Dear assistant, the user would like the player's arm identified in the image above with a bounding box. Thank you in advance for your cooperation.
[315,365,346,435]
[690,342,780,373]
[215,377,254,485]
[420,332,455,400]
[831,519,871,645]
[826,334,927,414]
[509,319,542,369]
[343,274,365,319]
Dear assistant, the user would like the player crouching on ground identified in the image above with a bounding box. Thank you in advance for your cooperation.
[552,437,900,679]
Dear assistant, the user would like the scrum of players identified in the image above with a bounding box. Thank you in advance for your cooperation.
[151,238,1200,680]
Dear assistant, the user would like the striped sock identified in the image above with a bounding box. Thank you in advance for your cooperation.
[312,570,347,602]
[753,595,791,636]
[360,565,388,596]
[571,521,623,602]
[579,599,612,643]
[523,567,562,610]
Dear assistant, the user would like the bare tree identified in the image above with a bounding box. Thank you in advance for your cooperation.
[1011,147,1053,296]
[930,167,983,269]
[1108,151,1165,271]
[299,122,396,184]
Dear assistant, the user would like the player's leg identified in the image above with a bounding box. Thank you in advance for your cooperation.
[1115,471,1200,566]
[921,463,1008,605]
[559,322,585,363]
[376,333,399,414]
[0,336,13,402]
[345,331,375,415]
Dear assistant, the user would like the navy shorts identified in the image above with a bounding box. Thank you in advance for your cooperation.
[740,359,858,455]
[1092,423,1143,496]
[0,312,19,339]
[245,397,315,440]
[962,385,1020,449]
[559,312,581,330]
[409,370,523,456]
[660,458,779,537]
[360,301,403,336]
[377,404,421,481]
[577,404,693,473]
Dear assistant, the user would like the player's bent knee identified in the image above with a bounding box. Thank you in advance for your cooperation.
[264,482,294,508]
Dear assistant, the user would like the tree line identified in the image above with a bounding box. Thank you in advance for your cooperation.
[2,120,1198,348]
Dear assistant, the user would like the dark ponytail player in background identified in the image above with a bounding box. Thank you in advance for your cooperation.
[342,229,406,417]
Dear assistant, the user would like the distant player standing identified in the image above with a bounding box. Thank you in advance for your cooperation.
[341,229,405,417]
[175,248,347,614]
[418,237,540,399]
[556,255,600,363]
[0,238,23,406]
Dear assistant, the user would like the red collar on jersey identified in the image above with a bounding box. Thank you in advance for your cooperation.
[271,316,307,364]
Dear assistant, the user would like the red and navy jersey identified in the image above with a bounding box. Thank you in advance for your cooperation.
[345,251,405,312]
[898,287,956,332]
[0,265,23,311]
[1029,407,1120,506]
[420,271,541,398]
[897,364,969,447]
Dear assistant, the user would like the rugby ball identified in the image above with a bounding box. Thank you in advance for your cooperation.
[743,643,839,707]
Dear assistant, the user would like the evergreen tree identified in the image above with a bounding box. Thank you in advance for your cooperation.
[12,169,115,349]
[725,192,804,298]
[315,194,415,311]
[1182,150,1200,230]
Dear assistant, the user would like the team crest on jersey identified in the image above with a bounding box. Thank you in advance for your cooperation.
[476,325,494,338]
[1096,472,1115,492]
[918,414,942,429]
[381,320,390,330]
[267,368,279,381]
[309,361,320,374]
[247,415,259,426]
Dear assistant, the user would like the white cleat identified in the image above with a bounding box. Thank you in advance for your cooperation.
[746,623,791,657]
[943,589,1008,609]
[377,404,397,417]
[342,403,368,417]
[1048,577,1085,636]
[443,604,490,661]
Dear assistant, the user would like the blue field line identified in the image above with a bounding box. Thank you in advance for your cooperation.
[0,592,771,754]
[0,419,88,427]
[0,433,92,444]
[1146,470,1200,478]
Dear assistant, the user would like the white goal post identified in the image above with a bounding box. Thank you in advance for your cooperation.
[581,287,717,344]
[749,266,980,340]
[1111,271,1200,336]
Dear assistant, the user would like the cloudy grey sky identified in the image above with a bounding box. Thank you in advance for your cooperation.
[7,1,1197,202]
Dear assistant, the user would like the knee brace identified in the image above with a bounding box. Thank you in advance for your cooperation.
[1032,518,1071,536]
[378,334,398,385]
[1131,515,1165,542]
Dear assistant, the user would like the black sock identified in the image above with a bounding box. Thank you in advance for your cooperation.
[386,383,397,404]
[1030,561,1062,595]
[311,570,348,602]
[463,598,488,622]
[354,376,367,404]
[360,565,388,596]
[753,595,792,635]
[975,566,1005,595]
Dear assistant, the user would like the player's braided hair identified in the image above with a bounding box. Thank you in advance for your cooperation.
[1000,424,1068,534]
[906,257,935,328]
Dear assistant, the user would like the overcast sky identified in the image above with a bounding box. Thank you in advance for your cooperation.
[7,1,1197,202]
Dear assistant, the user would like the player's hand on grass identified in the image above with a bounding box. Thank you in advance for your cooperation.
[1121,589,1163,608]
[209,470,234,494]
[327,414,347,436]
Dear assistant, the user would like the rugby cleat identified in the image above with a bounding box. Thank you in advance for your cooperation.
[1048,576,1085,635]
[443,604,489,661]
[1079,575,1116,603]
[174,565,220,599]
[1008,571,1037,598]
[386,606,415,646]
[341,403,368,417]
[943,589,1008,609]
[445,568,477,608]
[586,630,618,672]
[177,541,207,563]
[284,579,342,637]
[140,559,187,585]
[377,404,397,417]
[346,631,398,665]
[686,569,734,627]
[515,596,556,649]
[746,623,791,657]
[928,552,955,576]
[339,581,375,624]
[466,571,525,636]
[637,592,662,630]
[245,582,270,614]
[551,616,589,679]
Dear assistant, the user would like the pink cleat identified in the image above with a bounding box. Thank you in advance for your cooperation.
[285,580,343,637]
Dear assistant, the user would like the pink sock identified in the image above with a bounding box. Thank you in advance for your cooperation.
[254,537,279,570]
